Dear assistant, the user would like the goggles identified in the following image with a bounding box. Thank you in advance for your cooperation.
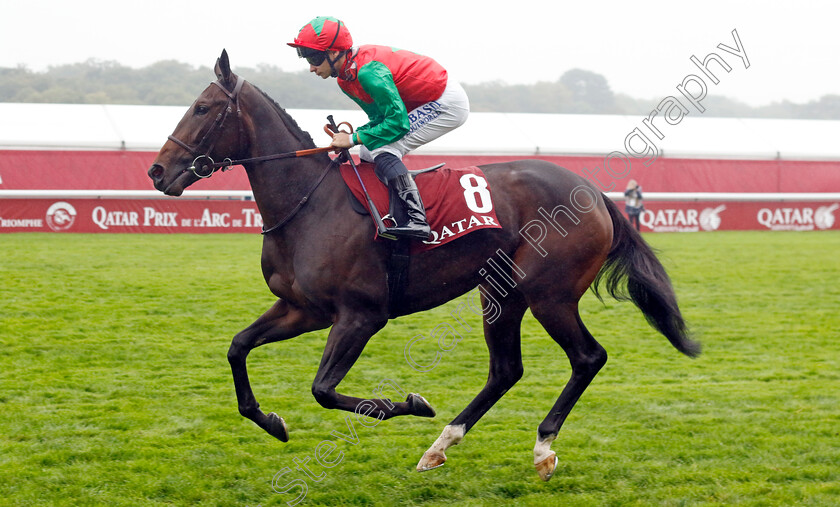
[297,47,327,66]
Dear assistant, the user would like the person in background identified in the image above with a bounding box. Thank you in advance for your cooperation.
[624,179,644,231]
[288,16,470,241]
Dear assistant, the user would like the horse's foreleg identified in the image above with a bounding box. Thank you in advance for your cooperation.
[310,313,436,420]
[417,291,528,472]
[228,299,329,441]
[529,302,607,481]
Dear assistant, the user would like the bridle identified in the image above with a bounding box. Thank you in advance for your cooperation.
[167,78,246,179]
[167,76,340,179]
[165,76,341,235]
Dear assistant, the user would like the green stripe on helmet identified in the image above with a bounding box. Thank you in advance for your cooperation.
[309,16,341,36]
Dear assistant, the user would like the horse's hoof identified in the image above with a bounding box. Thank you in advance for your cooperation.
[416,451,446,471]
[407,393,436,418]
[265,412,289,442]
[535,452,558,481]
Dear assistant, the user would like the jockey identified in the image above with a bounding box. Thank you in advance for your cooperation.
[288,16,470,241]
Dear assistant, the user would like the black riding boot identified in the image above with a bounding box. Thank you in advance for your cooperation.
[385,174,431,241]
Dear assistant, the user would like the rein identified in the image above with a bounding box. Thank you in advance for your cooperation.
[167,76,340,235]
[260,159,337,236]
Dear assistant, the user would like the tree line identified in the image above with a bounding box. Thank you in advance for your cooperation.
[2,59,838,119]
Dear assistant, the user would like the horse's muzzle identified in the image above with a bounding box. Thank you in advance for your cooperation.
[148,164,166,190]
[148,163,164,181]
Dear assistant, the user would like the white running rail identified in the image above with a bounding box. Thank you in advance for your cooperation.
[1,190,838,202]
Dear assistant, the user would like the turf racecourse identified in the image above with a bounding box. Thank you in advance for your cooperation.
[1,231,838,506]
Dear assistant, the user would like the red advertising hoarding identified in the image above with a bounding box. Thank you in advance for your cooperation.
[0,199,263,233]
[2,197,837,234]
[636,200,839,232]
[1,149,838,234]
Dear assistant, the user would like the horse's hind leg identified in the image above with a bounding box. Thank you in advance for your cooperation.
[417,290,528,471]
[528,300,607,481]
[228,299,329,441]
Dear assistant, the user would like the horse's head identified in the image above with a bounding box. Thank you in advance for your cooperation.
[148,50,246,196]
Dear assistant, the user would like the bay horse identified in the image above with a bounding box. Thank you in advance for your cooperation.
[147,50,700,481]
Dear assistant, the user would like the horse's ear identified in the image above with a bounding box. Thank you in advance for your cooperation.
[215,49,232,84]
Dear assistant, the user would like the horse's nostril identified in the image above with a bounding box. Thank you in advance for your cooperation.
[148,164,164,180]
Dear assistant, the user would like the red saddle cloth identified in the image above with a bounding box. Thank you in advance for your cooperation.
[338,162,502,253]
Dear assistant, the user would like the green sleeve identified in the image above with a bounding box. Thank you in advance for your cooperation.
[351,61,410,150]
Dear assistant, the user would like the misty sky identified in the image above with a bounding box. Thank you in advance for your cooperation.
[2,0,838,107]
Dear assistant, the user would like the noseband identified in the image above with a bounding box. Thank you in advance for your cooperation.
[167,77,246,178]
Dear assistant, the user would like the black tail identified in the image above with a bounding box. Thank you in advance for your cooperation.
[593,196,701,357]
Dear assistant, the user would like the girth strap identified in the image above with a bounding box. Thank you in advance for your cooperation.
[386,239,411,318]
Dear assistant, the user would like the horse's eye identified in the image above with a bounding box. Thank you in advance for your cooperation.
[195,105,210,115]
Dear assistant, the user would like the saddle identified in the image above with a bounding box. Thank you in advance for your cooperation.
[338,161,501,252]
[343,163,443,218]
[337,160,502,317]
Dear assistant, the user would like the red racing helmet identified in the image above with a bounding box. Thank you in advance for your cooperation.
[288,16,353,52]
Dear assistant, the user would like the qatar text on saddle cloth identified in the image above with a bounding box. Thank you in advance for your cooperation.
[338,163,502,253]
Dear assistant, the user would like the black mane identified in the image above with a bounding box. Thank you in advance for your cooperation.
[251,84,319,151]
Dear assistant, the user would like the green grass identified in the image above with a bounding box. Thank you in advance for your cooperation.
[1,231,838,506]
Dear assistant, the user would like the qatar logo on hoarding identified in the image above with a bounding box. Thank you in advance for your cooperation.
[757,204,838,231]
[699,205,726,231]
[641,206,726,232]
[46,202,77,231]
[814,204,838,229]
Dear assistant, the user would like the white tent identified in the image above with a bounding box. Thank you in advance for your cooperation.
[2,102,840,160]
